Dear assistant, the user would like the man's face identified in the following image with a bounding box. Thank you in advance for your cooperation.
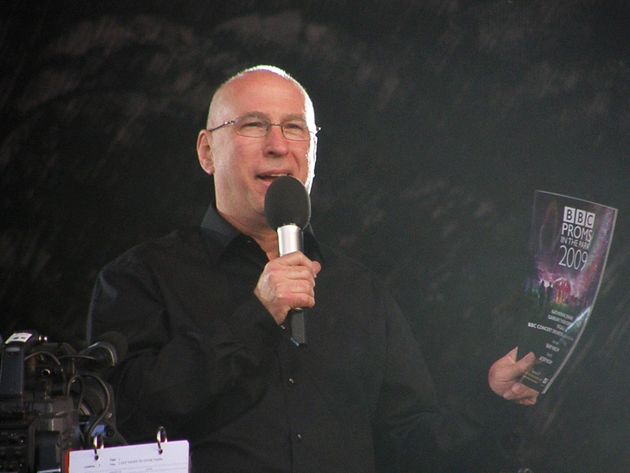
[199,71,316,231]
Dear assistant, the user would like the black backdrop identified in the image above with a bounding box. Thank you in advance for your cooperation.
[1,1,629,472]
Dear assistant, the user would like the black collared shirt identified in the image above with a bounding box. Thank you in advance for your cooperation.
[89,205,442,473]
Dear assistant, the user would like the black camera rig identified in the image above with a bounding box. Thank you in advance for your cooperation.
[0,331,126,473]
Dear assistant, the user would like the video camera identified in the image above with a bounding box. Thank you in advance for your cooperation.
[0,331,126,473]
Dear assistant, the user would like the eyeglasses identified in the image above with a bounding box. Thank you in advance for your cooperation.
[207,115,320,141]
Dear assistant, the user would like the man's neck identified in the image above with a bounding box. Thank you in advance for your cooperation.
[218,209,279,260]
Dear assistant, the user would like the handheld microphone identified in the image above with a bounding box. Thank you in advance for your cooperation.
[264,176,311,346]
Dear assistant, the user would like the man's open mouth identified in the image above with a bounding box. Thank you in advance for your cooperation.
[257,173,290,181]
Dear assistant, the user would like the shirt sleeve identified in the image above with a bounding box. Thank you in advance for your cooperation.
[88,247,283,443]
[370,285,451,472]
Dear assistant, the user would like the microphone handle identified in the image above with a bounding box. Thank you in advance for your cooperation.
[277,224,307,345]
[288,309,306,346]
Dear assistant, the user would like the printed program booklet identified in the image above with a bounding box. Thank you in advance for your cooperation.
[518,190,617,394]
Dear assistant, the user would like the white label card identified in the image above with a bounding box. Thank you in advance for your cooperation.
[68,440,189,473]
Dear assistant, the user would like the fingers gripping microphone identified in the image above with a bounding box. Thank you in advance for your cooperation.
[264,176,311,346]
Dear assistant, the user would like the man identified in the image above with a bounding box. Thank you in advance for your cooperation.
[89,65,537,472]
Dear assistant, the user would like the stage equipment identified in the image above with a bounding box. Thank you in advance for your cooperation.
[0,331,126,473]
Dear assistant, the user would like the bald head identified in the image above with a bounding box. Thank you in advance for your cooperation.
[206,65,316,131]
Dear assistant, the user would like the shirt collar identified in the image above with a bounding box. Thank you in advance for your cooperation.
[199,203,323,262]
[200,202,240,247]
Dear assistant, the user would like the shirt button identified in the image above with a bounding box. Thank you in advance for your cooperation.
[288,377,295,386]
[296,433,303,441]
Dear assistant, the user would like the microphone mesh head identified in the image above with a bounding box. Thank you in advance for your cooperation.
[264,176,311,229]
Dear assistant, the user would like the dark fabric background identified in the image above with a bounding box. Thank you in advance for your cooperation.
[1,1,628,472]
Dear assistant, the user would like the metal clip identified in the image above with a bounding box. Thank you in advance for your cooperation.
[156,426,168,454]
[92,433,104,461]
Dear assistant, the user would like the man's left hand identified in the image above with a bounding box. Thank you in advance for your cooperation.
[488,347,540,406]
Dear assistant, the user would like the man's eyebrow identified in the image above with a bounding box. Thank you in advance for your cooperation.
[239,112,306,121]
[282,113,307,121]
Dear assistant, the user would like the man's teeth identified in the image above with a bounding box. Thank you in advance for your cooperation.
[260,173,288,179]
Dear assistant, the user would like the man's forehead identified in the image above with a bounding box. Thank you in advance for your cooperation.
[211,71,312,122]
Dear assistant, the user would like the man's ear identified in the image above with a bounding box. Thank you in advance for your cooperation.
[196,130,214,175]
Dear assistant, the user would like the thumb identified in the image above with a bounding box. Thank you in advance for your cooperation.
[515,352,537,374]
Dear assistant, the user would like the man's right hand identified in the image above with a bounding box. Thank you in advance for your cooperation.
[254,251,322,325]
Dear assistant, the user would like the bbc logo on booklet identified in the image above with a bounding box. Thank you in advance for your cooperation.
[563,206,595,229]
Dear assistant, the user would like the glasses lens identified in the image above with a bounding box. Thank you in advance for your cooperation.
[234,117,268,137]
[281,121,311,141]
[233,116,314,141]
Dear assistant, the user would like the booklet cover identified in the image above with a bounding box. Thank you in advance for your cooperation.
[518,191,617,394]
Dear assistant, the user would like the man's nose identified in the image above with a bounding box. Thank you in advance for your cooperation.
[264,124,289,156]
